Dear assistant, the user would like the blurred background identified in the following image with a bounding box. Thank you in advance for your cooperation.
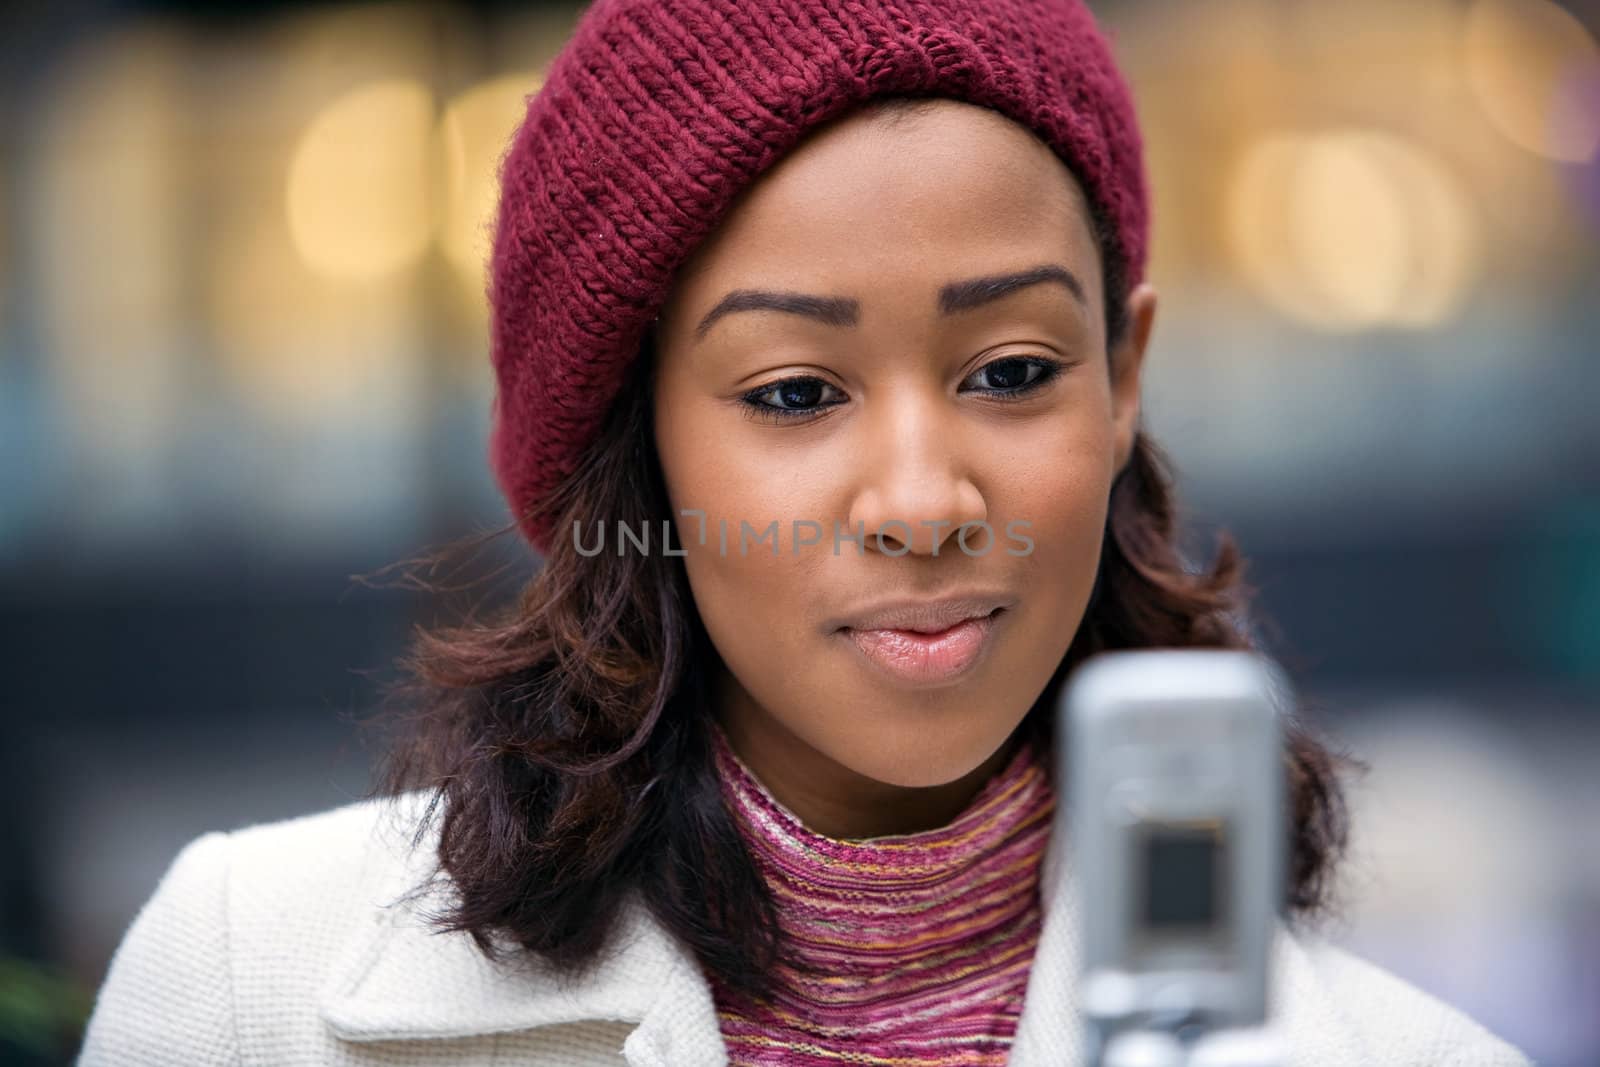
[1,0,1596,1063]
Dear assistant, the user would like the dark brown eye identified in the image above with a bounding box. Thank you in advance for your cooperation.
[962,355,1063,396]
[739,376,847,422]
[772,380,826,408]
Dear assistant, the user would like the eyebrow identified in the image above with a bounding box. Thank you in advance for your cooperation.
[692,263,1087,341]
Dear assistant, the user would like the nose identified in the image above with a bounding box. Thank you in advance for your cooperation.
[846,389,989,557]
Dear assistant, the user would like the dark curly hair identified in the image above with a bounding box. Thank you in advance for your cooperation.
[360,95,1358,1013]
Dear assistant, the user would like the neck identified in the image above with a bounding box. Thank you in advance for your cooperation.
[711,668,1022,839]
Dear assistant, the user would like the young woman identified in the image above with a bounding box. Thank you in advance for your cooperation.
[79,1,1532,1064]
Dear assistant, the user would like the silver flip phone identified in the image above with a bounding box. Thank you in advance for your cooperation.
[1060,649,1288,1057]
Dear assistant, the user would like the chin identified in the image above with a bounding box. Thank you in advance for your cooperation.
[834,726,1007,789]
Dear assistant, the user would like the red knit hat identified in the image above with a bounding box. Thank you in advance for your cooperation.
[488,0,1149,553]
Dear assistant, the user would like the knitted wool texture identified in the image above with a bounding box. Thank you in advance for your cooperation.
[706,721,1056,1066]
[487,0,1150,552]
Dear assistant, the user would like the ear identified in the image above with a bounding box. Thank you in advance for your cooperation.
[1109,282,1158,477]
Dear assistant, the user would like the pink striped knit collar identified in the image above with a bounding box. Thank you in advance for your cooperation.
[706,717,1056,1059]
[708,720,1052,883]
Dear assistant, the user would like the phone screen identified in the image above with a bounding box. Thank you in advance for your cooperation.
[1140,821,1228,932]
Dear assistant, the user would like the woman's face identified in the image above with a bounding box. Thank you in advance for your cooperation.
[652,98,1156,836]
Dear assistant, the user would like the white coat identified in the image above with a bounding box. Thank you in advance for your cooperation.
[76,788,1533,1066]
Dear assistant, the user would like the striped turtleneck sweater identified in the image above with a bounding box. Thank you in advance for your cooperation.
[706,722,1057,1066]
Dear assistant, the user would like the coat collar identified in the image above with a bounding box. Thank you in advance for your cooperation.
[316,791,1368,1066]
[317,885,720,1065]
[315,791,726,1065]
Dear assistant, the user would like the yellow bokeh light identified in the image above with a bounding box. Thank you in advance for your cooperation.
[1289,137,1414,327]
[285,78,437,282]
[437,73,541,289]
[1227,136,1324,327]
[1464,0,1600,162]
[1356,134,1481,328]
[1227,130,1479,332]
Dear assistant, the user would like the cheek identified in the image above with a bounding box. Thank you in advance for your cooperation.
[1005,436,1113,568]
[656,414,833,688]
[652,377,828,709]
[678,524,834,751]
[654,384,825,548]
[990,414,1116,657]
[1014,472,1109,641]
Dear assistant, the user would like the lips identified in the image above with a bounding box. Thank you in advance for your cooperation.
[840,607,1005,686]
[831,594,1013,634]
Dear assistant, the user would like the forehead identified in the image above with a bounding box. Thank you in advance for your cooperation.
[662,99,1103,319]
